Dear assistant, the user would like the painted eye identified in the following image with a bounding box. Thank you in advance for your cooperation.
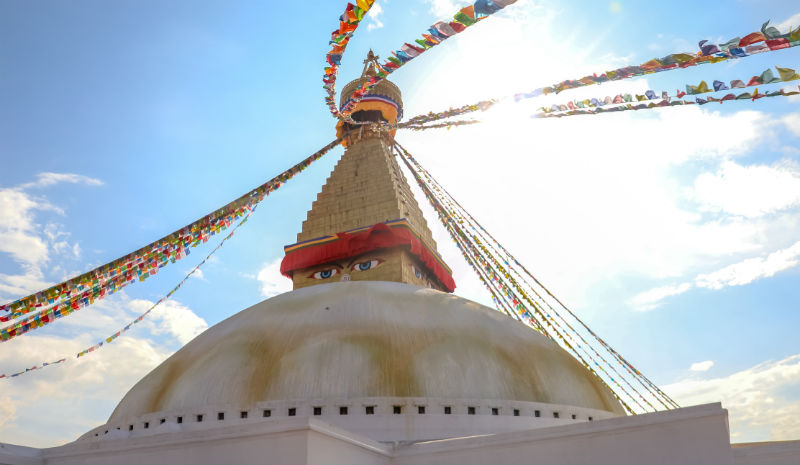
[412,266,423,279]
[310,269,338,279]
[352,259,382,271]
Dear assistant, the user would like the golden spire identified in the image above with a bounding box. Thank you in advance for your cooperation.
[281,66,454,292]
[361,49,380,77]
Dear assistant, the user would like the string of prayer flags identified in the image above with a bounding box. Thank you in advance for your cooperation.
[393,141,679,415]
[2,204,251,379]
[330,0,517,124]
[535,85,800,119]
[0,358,67,379]
[0,139,342,343]
[527,21,800,98]
[323,1,377,121]
[2,139,342,378]
[335,20,799,133]
[538,66,800,114]
[384,65,799,134]
[398,100,496,128]
[401,119,481,131]
[390,57,798,133]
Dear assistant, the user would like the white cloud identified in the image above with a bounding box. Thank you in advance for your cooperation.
[0,174,207,447]
[0,395,16,428]
[19,172,103,189]
[403,105,777,311]
[784,112,800,137]
[664,354,800,441]
[0,332,172,447]
[775,12,800,33]
[0,294,206,446]
[256,258,292,298]
[696,240,800,290]
[0,174,101,302]
[692,160,800,218]
[396,1,798,327]
[0,188,54,268]
[631,240,800,309]
[366,2,384,31]
[189,268,206,281]
[138,299,209,345]
[423,0,472,17]
[629,283,693,311]
[690,360,714,372]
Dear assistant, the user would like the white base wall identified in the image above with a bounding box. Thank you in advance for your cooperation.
[2,403,799,465]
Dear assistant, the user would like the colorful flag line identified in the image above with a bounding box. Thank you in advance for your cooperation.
[325,0,517,124]
[1,204,256,379]
[534,20,800,97]
[0,139,342,342]
[383,23,800,132]
[400,119,481,131]
[394,141,680,414]
[322,0,378,122]
[534,85,800,119]
[539,66,800,113]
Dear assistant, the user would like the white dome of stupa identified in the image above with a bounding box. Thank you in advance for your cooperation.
[82,281,624,443]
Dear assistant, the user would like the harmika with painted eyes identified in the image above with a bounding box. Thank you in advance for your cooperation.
[308,256,385,281]
[299,251,435,289]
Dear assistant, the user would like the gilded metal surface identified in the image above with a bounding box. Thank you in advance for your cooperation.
[339,77,402,111]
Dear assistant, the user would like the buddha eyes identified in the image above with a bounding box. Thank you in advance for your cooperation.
[411,265,423,279]
[308,259,382,279]
[310,269,338,279]
[351,259,382,271]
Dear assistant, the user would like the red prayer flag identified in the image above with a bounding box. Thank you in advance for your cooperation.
[746,76,761,86]
[765,38,790,50]
[449,21,466,33]
[739,32,766,47]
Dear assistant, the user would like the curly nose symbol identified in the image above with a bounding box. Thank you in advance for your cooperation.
[341,274,351,282]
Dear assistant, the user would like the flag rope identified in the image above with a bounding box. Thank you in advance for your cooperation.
[393,140,679,413]
[1,139,342,342]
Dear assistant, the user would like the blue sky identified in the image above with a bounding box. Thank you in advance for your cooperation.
[1,0,800,446]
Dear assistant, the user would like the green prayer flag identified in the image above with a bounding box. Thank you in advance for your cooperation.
[759,69,780,84]
[453,12,477,26]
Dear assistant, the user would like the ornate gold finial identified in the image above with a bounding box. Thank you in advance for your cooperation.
[361,49,380,77]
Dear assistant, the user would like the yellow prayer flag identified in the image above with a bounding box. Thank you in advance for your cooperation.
[776,67,800,82]
[791,25,800,42]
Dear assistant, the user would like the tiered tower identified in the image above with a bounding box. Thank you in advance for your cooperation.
[280,52,454,292]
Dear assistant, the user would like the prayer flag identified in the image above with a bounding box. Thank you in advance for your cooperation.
[760,20,782,39]
[759,68,780,83]
[766,38,790,50]
[453,11,477,26]
[776,67,800,81]
[739,32,766,46]
[474,0,501,16]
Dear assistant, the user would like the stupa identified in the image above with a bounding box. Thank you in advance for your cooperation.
[82,50,625,442]
[2,53,796,465]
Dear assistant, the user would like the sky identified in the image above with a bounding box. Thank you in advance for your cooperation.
[1,0,800,447]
